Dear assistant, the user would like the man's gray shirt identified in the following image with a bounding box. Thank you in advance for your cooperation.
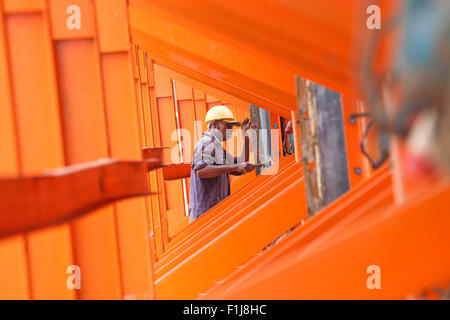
[188,131,243,222]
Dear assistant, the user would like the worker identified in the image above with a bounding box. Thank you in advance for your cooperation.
[189,105,255,223]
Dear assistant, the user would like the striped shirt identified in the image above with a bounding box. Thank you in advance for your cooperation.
[188,131,243,222]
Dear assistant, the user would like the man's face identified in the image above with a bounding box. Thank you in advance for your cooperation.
[218,120,234,141]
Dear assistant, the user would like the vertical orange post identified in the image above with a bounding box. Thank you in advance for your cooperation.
[94,0,155,299]
[291,110,302,163]
[146,58,171,256]
[137,48,168,258]
[0,1,29,299]
[131,45,161,264]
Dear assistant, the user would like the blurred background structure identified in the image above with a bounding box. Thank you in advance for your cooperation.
[0,0,449,299]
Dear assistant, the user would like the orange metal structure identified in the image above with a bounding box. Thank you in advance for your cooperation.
[0,0,448,300]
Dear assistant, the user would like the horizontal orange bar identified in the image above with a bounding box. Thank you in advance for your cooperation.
[162,163,191,181]
[0,158,159,238]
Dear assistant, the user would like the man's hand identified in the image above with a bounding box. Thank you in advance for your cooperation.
[241,117,250,133]
[235,162,256,174]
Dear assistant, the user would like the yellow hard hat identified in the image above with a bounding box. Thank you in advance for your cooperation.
[205,105,241,126]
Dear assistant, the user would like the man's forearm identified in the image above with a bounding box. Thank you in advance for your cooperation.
[196,164,241,179]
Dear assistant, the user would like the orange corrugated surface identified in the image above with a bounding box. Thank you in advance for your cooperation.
[0,0,154,300]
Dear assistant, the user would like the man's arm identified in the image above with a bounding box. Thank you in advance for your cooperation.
[196,163,252,179]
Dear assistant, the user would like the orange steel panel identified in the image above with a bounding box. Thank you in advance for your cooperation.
[155,97,178,159]
[202,165,392,298]
[174,80,192,100]
[206,94,220,104]
[130,0,399,100]
[230,170,256,194]
[94,0,130,53]
[164,180,184,212]
[55,39,121,299]
[100,53,141,159]
[154,68,187,244]
[48,0,95,40]
[166,208,189,240]
[154,65,174,98]
[205,180,449,299]
[155,162,306,299]
[156,95,184,207]
[194,98,207,139]
[177,98,196,163]
[55,40,109,163]
[193,88,204,100]
[155,63,260,127]
[131,27,295,116]
[5,11,75,300]
[0,4,29,299]
[3,0,43,13]
[153,75,186,234]
[6,14,64,173]
[100,49,155,298]
[0,236,29,299]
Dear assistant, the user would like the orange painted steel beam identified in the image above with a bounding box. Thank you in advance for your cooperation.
[141,147,166,163]
[230,170,256,194]
[291,110,302,163]
[130,27,296,116]
[204,181,450,299]
[160,155,296,255]
[0,0,30,299]
[201,164,392,298]
[154,64,291,120]
[154,161,306,299]
[0,159,159,238]
[162,163,191,181]
[130,0,400,101]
